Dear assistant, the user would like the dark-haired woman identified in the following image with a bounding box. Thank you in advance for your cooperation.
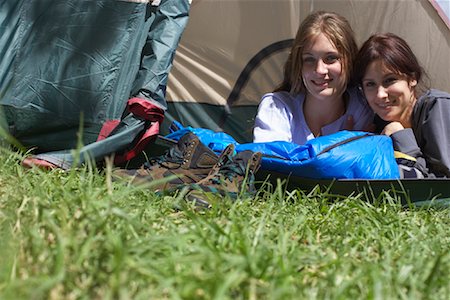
[354,32,450,178]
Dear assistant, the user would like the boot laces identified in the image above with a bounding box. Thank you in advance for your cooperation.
[210,156,248,184]
[143,140,193,169]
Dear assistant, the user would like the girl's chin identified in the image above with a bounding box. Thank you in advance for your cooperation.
[313,88,341,98]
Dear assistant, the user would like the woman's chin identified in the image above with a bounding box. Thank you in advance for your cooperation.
[378,114,397,123]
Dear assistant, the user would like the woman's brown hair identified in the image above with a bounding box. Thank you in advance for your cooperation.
[354,33,427,95]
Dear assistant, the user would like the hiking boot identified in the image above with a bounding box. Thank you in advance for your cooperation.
[112,132,218,191]
[185,149,263,209]
[203,142,236,178]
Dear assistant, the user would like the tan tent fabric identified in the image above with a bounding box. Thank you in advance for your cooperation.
[168,0,450,103]
[164,0,450,141]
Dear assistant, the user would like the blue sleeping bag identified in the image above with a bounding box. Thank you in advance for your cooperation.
[166,122,400,179]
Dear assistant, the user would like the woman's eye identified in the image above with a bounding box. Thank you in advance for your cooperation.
[302,56,315,64]
[383,77,397,86]
[363,81,375,89]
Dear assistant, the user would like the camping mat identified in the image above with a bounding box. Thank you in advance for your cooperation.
[257,170,450,208]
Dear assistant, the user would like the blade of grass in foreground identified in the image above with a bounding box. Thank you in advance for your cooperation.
[0,148,449,299]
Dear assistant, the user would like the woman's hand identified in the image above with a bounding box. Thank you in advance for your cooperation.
[381,122,404,136]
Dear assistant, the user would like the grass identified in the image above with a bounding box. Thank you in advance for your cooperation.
[0,147,449,299]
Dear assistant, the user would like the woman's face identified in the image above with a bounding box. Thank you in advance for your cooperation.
[362,60,417,125]
[301,33,346,101]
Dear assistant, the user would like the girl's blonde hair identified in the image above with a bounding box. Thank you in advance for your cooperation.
[275,11,357,95]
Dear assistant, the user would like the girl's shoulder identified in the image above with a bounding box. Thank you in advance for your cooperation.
[345,86,371,111]
[260,91,305,109]
[261,91,302,101]
[345,86,365,102]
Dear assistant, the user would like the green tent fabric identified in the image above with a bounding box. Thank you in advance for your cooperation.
[0,0,190,167]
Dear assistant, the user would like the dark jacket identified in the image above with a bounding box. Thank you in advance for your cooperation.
[390,89,450,178]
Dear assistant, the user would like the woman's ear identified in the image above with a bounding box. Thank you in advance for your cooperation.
[409,79,417,87]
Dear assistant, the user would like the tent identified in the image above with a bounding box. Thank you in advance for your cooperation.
[1,0,450,204]
[0,0,190,168]
[2,0,450,157]
[164,0,450,143]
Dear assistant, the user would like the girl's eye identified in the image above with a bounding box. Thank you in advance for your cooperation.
[323,55,339,64]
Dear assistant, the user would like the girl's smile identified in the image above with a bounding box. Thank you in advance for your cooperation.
[301,33,345,102]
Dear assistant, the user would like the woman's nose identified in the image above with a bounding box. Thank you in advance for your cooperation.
[377,85,388,99]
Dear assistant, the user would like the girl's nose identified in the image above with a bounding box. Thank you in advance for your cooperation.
[315,59,328,74]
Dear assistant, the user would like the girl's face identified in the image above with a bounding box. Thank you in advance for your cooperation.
[362,60,417,126]
[301,33,346,101]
